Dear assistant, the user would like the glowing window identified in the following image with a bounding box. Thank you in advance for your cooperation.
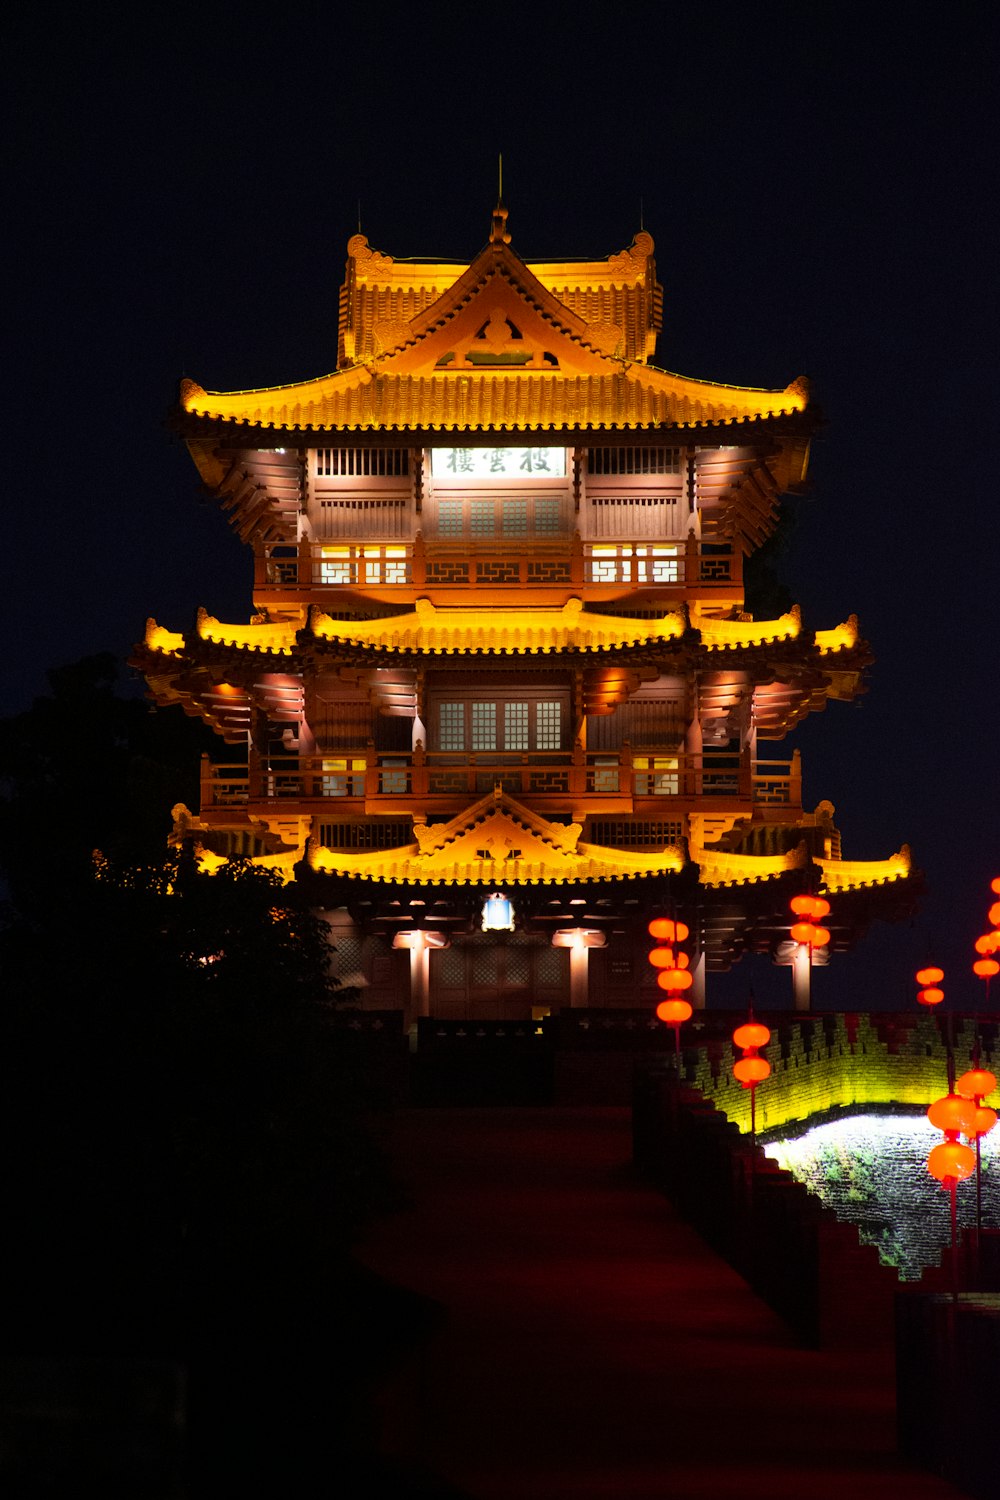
[321,758,364,796]
[634,756,679,796]
[320,547,353,584]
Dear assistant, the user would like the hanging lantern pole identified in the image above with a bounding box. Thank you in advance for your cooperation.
[926,1093,977,1298]
[732,1012,771,1165]
[955,1064,998,1233]
[648,917,693,1074]
[788,894,831,1012]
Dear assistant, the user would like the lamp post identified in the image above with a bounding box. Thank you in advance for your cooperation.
[788,894,830,1012]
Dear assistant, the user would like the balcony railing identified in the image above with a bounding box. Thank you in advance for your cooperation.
[200,748,799,813]
[256,535,738,593]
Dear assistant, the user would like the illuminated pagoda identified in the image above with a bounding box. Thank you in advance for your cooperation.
[135,204,915,1020]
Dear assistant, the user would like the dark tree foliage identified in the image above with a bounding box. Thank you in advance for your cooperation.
[2,850,386,1351]
[0,652,216,920]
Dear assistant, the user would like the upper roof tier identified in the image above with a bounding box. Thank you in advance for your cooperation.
[174,210,813,441]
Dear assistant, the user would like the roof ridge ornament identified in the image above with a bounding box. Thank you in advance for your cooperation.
[490,199,511,246]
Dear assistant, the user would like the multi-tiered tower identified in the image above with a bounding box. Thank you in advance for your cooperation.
[136,207,915,1021]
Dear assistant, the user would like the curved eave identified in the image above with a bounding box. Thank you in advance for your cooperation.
[172,363,816,439]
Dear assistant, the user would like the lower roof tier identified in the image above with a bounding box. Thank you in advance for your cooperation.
[172,789,916,970]
[135,601,868,741]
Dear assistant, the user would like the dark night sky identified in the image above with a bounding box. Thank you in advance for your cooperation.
[6,5,997,1006]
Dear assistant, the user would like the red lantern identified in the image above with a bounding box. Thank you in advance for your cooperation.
[789,894,830,920]
[915,965,944,986]
[974,932,1000,955]
[733,1021,771,1050]
[656,998,693,1025]
[969,1106,998,1140]
[956,1068,998,1101]
[648,918,689,942]
[917,987,945,1006]
[927,1094,977,1136]
[989,902,1000,928]
[790,921,816,945]
[734,1055,771,1086]
[973,958,1000,979]
[647,947,690,969]
[648,946,675,969]
[656,968,693,991]
[927,1140,976,1184]
[810,926,831,949]
[991,877,1000,895]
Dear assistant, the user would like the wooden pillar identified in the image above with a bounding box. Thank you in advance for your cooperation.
[690,948,707,1010]
[792,944,811,1012]
[569,941,589,1008]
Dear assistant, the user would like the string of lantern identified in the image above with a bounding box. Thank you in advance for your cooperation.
[648,916,693,1060]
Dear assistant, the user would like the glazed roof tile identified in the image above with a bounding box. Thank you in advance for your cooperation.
[178,367,809,436]
[140,602,868,674]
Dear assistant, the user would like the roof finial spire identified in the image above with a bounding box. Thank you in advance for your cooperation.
[490,152,511,245]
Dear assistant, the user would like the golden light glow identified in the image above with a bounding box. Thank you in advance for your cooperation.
[198,609,303,651]
[308,790,684,886]
[698,607,801,650]
[179,229,809,435]
[816,847,912,891]
[815,616,860,654]
[144,619,185,654]
[311,598,686,655]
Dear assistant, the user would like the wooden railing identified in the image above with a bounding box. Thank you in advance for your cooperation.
[200,749,798,811]
[256,534,738,592]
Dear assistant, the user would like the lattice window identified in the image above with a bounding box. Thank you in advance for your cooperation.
[534,498,561,534]
[535,947,567,987]
[470,499,494,535]
[436,947,467,988]
[429,495,566,536]
[504,701,529,751]
[471,702,497,751]
[472,946,500,985]
[536,701,561,750]
[432,696,566,755]
[437,499,464,535]
[439,702,465,752]
[587,447,680,475]
[506,946,531,987]
[316,448,409,477]
[501,498,529,534]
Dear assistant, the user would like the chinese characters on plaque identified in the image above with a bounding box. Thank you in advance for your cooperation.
[432,446,566,479]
